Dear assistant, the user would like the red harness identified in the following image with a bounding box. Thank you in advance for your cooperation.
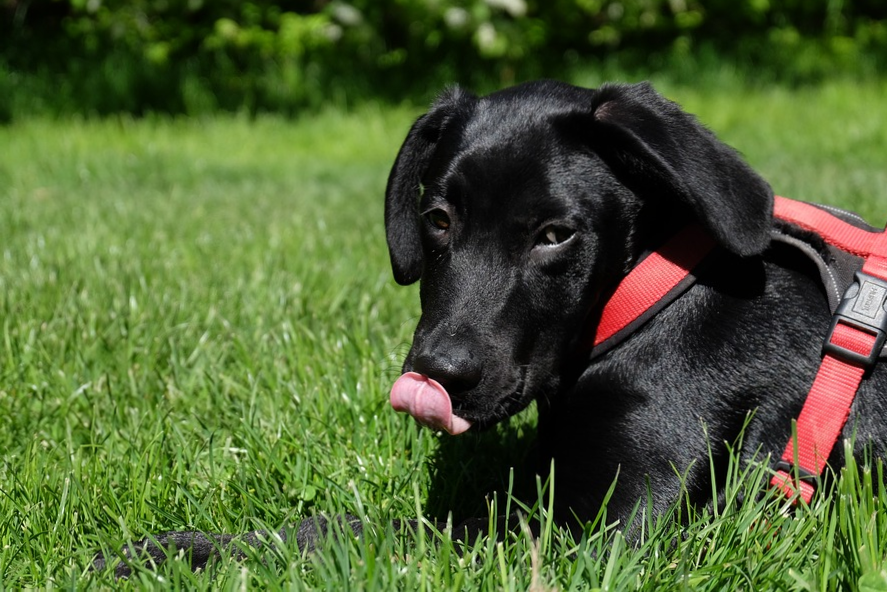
[586,196,887,504]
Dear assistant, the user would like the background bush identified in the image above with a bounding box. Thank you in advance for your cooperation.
[1,0,886,118]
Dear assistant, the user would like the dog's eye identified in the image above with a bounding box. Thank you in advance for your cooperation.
[537,225,573,247]
[425,209,451,231]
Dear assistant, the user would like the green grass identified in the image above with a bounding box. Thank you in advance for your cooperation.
[1,77,887,589]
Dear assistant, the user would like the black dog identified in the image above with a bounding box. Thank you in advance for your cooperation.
[384,79,887,527]
[95,80,887,577]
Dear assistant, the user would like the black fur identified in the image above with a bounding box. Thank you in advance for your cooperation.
[93,80,887,576]
[92,516,367,579]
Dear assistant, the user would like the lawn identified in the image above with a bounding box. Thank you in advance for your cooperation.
[1,77,887,590]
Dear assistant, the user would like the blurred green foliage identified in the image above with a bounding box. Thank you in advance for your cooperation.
[1,0,885,118]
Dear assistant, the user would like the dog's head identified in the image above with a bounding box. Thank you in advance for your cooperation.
[386,80,773,433]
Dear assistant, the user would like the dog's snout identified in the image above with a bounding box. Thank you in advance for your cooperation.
[412,346,482,395]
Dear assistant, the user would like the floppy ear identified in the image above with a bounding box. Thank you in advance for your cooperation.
[588,82,773,256]
[385,87,477,285]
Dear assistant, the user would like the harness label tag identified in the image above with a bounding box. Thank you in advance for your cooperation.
[853,281,887,319]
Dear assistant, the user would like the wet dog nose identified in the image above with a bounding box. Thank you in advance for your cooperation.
[411,346,482,395]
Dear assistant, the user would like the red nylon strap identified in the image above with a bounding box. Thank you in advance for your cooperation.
[770,196,887,503]
[770,325,872,502]
[774,195,878,257]
[590,224,716,348]
[863,231,887,278]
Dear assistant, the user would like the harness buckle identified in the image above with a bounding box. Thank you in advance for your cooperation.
[773,459,819,483]
[822,270,887,368]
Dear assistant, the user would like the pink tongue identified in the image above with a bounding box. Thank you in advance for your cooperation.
[390,372,472,435]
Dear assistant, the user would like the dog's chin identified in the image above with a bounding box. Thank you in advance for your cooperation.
[453,388,536,432]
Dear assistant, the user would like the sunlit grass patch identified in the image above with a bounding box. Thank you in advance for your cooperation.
[1,79,886,588]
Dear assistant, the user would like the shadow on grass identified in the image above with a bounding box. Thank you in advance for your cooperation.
[423,415,541,524]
